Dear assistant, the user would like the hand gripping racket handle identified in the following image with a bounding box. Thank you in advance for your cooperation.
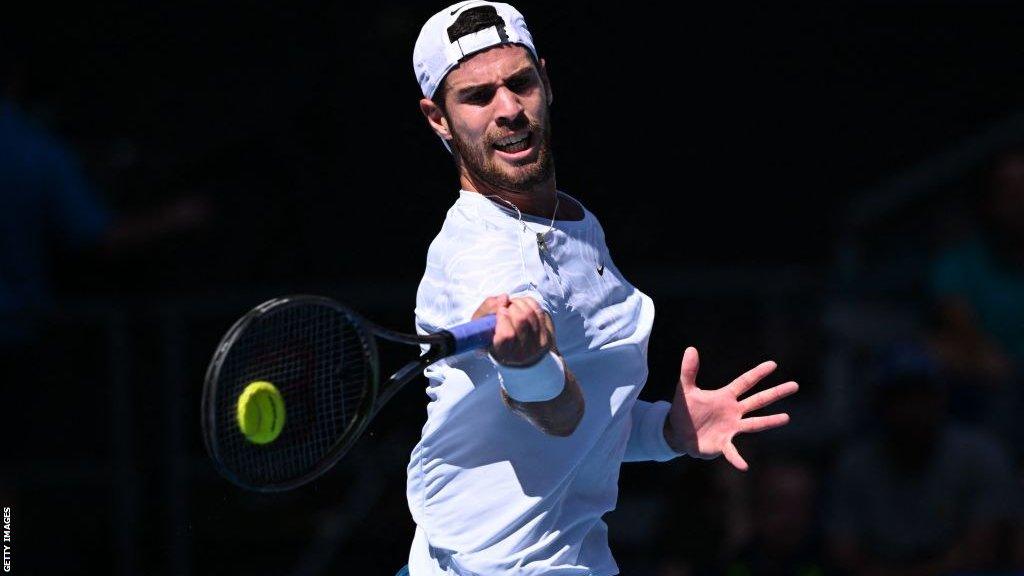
[447,314,497,354]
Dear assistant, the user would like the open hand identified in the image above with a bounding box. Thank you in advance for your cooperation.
[664,347,798,471]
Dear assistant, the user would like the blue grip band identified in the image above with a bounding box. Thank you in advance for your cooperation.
[448,315,497,354]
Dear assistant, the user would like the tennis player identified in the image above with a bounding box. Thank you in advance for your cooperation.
[404,2,799,574]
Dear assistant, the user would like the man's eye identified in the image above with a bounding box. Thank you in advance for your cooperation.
[466,91,491,104]
[508,77,531,91]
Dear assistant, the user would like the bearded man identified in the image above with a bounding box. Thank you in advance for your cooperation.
[402,3,799,574]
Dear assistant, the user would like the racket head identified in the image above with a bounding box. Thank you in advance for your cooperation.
[201,295,379,492]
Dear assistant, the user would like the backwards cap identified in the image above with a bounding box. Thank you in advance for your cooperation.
[413,1,539,100]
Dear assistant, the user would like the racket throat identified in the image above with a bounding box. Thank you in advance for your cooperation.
[373,358,429,419]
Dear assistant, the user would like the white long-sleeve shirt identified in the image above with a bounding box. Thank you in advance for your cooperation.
[407,190,681,576]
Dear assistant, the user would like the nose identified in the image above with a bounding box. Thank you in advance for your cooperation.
[493,85,525,128]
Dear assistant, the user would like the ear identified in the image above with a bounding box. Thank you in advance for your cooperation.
[419,97,452,142]
[539,58,553,106]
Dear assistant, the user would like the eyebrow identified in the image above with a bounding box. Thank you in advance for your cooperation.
[453,66,536,98]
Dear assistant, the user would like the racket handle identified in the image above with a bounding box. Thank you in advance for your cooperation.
[448,314,497,354]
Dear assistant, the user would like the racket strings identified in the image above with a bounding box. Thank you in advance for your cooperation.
[213,301,373,487]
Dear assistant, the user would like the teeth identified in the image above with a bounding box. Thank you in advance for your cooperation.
[495,133,529,147]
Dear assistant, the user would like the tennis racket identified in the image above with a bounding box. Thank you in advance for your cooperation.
[201,295,496,492]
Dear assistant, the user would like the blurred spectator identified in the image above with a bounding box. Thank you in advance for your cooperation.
[826,342,1020,576]
[0,94,111,348]
[1,66,210,468]
[0,74,210,351]
[929,146,1024,446]
[720,458,825,576]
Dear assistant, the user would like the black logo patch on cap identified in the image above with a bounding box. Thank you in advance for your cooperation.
[447,6,509,44]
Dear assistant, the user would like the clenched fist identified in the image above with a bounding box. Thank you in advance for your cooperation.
[472,294,553,367]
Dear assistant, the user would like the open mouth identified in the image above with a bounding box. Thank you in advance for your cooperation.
[492,131,533,155]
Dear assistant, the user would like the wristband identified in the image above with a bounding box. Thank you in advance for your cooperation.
[490,350,566,402]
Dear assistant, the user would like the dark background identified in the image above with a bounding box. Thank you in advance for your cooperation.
[3,1,1024,575]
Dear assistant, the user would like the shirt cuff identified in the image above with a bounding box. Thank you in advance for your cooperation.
[627,400,685,462]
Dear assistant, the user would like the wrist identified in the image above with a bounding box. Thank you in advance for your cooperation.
[662,413,689,455]
[490,350,565,402]
[633,400,685,461]
[491,344,550,368]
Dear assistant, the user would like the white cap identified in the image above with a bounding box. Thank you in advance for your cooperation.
[413,1,539,100]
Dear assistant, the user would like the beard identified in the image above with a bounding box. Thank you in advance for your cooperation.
[448,110,555,192]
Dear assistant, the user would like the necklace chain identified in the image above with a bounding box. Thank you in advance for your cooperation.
[484,192,560,252]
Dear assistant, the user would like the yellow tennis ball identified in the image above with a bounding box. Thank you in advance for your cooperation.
[237,381,285,444]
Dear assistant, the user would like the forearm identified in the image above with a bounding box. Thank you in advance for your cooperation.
[500,353,585,437]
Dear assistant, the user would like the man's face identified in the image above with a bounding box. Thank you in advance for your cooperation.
[439,45,554,191]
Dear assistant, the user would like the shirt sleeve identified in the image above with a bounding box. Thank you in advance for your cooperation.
[622,400,684,462]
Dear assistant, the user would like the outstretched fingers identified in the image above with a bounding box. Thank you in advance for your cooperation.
[739,381,799,413]
[722,441,749,472]
[739,413,790,434]
[678,347,700,391]
[727,360,777,396]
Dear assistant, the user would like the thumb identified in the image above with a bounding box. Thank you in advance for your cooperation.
[679,346,700,391]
